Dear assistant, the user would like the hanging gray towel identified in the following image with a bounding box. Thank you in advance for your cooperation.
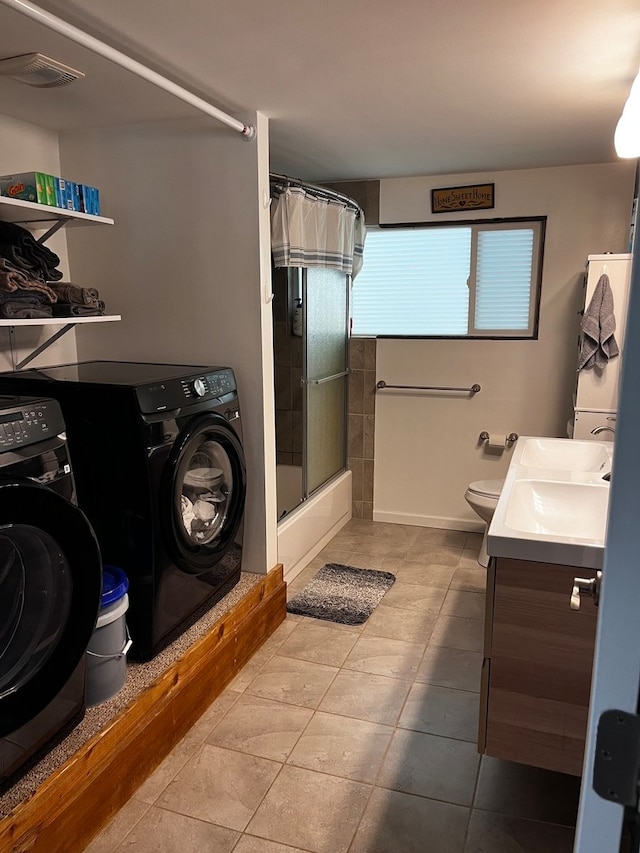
[578,273,620,371]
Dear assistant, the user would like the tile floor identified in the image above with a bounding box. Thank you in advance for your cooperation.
[83,520,581,853]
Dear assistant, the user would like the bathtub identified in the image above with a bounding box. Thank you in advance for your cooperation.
[276,466,351,584]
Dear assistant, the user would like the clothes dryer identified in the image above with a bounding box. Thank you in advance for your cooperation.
[0,362,247,660]
[0,396,102,790]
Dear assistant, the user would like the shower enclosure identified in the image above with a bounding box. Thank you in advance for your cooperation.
[273,265,350,520]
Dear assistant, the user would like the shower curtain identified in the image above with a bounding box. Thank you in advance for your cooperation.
[270,182,365,277]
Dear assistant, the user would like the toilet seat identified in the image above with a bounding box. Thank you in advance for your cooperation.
[467,479,503,499]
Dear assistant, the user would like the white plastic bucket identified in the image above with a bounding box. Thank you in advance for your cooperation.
[86,566,132,707]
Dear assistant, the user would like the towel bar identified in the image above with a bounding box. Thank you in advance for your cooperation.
[376,380,481,394]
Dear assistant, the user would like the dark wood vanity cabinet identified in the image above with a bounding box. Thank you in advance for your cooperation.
[478,556,599,776]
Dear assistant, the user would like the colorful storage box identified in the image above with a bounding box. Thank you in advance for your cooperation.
[1,171,102,215]
[0,171,52,204]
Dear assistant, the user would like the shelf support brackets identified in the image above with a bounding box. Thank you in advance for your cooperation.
[11,323,74,370]
[36,218,71,243]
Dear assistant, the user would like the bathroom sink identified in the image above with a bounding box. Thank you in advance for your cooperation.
[488,435,612,568]
[504,479,610,540]
[516,437,611,472]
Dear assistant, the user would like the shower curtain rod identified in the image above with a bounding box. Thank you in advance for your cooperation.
[269,172,362,216]
[0,0,256,139]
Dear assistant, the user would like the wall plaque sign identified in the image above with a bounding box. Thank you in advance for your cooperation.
[431,183,495,214]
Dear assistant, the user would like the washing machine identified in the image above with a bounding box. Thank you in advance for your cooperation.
[0,362,247,661]
[0,396,102,790]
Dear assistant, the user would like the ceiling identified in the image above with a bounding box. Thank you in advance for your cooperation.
[1,0,639,182]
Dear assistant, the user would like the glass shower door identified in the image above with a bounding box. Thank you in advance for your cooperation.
[303,267,349,496]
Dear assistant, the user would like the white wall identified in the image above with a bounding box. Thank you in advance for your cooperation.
[57,112,277,575]
[374,162,636,529]
[0,114,78,371]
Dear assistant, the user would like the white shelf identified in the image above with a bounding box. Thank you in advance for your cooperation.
[0,195,114,227]
[6,315,122,370]
[0,315,121,327]
[0,195,118,368]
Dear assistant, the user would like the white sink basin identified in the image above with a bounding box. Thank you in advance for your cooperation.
[504,479,609,540]
[517,437,611,472]
[488,435,612,568]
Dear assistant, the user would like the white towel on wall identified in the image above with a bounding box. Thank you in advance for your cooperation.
[578,273,620,371]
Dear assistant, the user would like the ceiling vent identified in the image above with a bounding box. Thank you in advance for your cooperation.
[0,53,85,88]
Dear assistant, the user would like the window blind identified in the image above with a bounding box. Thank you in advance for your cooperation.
[473,228,535,333]
[352,228,471,336]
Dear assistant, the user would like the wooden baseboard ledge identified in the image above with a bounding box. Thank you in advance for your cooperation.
[0,565,287,853]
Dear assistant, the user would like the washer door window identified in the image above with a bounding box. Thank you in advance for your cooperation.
[0,481,102,737]
[0,526,71,700]
[166,414,246,572]
[181,441,231,546]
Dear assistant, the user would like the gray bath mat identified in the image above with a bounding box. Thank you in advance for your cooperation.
[287,563,396,625]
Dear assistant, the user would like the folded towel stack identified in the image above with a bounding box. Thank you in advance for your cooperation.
[0,258,56,318]
[0,258,58,300]
[0,221,63,282]
[0,222,107,319]
[49,282,105,317]
[0,296,52,320]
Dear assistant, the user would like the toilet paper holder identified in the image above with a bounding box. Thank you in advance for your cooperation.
[479,431,519,446]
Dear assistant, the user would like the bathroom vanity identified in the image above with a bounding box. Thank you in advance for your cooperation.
[479,555,598,776]
[480,437,611,776]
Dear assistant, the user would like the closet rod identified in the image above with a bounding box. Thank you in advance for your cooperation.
[0,0,256,139]
[269,172,362,216]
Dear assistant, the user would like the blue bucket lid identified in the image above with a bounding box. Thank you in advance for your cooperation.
[101,564,129,607]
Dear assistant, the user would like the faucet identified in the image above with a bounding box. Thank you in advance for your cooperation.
[591,426,615,435]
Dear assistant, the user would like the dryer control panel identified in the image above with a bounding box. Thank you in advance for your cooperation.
[180,368,236,400]
[0,397,64,450]
[136,369,237,413]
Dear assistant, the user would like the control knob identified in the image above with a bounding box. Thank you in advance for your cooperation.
[192,378,207,397]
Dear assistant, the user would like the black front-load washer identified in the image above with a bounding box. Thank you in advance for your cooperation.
[0,396,102,790]
[0,362,247,660]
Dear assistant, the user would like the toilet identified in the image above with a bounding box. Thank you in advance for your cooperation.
[464,479,504,568]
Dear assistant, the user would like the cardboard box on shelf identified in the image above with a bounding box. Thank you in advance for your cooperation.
[83,185,101,215]
[0,171,51,204]
[71,182,81,212]
[1,171,103,216]
[44,174,56,208]
[54,177,75,211]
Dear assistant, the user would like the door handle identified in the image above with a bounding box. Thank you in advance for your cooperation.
[570,571,602,610]
[303,369,351,386]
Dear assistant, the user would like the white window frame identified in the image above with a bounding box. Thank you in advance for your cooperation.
[352,217,546,339]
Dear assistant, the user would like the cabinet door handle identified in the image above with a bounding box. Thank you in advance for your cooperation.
[570,571,602,610]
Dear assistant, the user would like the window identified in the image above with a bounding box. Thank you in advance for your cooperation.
[351,218,545,338]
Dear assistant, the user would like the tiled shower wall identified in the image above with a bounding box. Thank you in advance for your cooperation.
[348,338,376,519]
